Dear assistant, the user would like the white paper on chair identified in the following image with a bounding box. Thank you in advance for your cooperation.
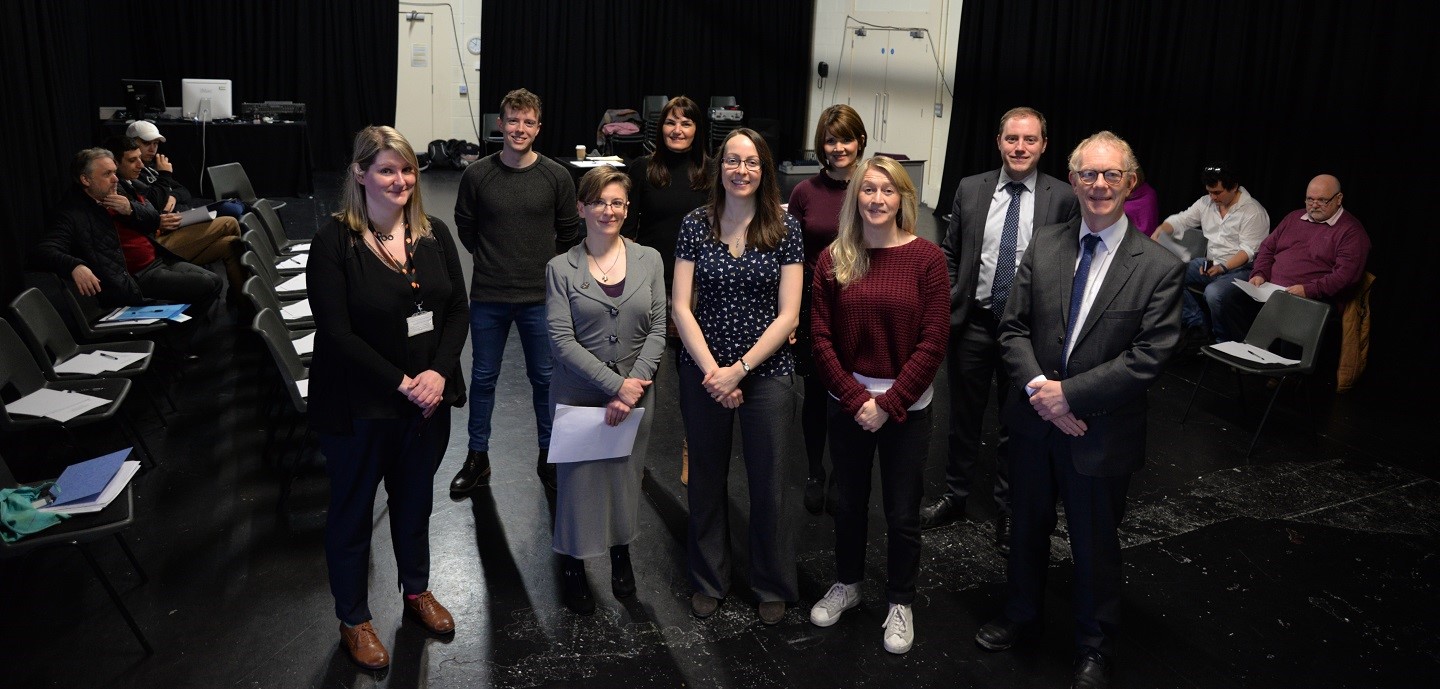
[547,404,646,463]
[38,461,141,514]
[54,351,147,375]
[289,242,311,252]
[281,299,312,319]
[278,254,309,269]
[1209,341,1300,366]
[1232,278,1286,303]
[5,388,110,422]
[276,273,307,292]
[292,332,316,355]
[296,379,310,398]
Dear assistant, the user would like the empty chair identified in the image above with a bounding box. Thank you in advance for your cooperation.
[57,279,169,343]
[241,220,303,277]
[253,199,309,255]
[0,452,152,655]
[482,112,504,153]
[1180,291,1333,458]
[0,318,157,468]
[709,95,737,109]
[240,251,307,300]
[642,95,669,121]
[241,276,315,333]
[208,162,284,210]
[251,308,312,509]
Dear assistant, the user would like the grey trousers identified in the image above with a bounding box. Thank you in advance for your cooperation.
[679,364,799,603]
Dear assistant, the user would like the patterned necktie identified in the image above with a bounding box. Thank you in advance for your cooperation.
[990,181,1027,315]
[1063,233,1103,375]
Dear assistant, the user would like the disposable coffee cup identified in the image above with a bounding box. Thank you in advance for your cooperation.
[575,145,586,160]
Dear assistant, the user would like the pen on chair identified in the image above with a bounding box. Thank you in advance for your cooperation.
[99,352,120,360]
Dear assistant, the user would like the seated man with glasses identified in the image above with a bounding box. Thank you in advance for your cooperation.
[1150,162,1270,345]
[1207,174,1370,343]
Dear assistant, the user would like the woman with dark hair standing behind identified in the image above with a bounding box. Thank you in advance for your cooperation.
[308,126,469,670]
[546,166,667,615]
[625,96,710,485]
[807,156,949,654]
[786,103,867,515]
[673,128,804,625]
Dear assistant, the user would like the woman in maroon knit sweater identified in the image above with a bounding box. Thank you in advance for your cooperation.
[807,156,950,655]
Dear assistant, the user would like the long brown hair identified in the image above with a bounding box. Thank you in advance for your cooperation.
[646,96,709,191]
[334,126,432,238]
[705,128,786,252]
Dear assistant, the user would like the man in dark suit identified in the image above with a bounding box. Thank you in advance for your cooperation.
[927,107,1080,552]
[974,131,1183,689]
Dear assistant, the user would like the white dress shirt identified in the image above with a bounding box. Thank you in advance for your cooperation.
[976,170,1038,307]
[1161,186,1270,263]
[1026,215,1129,394]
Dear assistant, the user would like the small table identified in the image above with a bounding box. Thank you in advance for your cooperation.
[555,157,627,185]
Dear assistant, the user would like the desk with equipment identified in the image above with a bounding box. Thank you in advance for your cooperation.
[98,117,312,198]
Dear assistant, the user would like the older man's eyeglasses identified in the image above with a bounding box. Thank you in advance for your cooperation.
[1304,192,1340,206]
[1075,169,1128,186]
[722,157,763,171]
[587,199,629,212]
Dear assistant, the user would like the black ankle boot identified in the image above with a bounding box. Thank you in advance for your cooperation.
[449,450,491,493]
[610,545,636,599]
[537,449,557,492]
[560,556,595,615]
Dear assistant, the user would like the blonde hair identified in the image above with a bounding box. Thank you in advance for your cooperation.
[334,125,432,238]
[830,156,918,286]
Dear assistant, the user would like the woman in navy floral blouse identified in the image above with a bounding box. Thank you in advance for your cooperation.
[671,128,804,625]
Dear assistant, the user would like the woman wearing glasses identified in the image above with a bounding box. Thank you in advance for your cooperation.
[787,104,867,515]
[546,165,667,615]
[624,95,710,485]
[807,156,949,654]
[673,128,804,625]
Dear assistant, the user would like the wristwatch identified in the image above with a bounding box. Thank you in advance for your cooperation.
[738,358,751,374]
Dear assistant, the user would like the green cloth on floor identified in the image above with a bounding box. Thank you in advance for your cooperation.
[1,484,69,543]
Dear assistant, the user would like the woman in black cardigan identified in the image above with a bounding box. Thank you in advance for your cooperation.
[307,126,469,671]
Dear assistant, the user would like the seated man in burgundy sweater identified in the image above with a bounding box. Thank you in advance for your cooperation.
[1209,174,1370,342]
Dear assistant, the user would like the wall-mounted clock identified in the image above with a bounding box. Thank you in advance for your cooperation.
[467,36,482,55]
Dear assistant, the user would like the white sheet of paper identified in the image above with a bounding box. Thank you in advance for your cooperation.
[296,379,310,398]
[1232,278,1286,303]
[175,207,218,226]
[1154,231,1191,261]
[93,350,147,372]
[96,318,159,328]
[292,332,316,355]
[1210,341,1301,366]
[289,242,311,252]
[53,353,110,375]
[276,273,307,292]
[547,404,646,463]
[569,159,626,168]
[278,254,309,269]
[281,299,312,319]
[5,388,110,422]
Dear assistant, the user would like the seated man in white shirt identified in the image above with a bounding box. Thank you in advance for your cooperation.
[1150,162,1270,343]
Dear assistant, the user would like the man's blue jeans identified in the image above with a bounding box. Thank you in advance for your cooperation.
[1181,257,1250,329]
[467,301,552,452]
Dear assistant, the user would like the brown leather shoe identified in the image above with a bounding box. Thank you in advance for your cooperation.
[339,621,390,670]
[404,591,455,635]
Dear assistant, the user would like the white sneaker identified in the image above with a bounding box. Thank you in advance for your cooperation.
[809,582,861,627]
[881,603,914,654]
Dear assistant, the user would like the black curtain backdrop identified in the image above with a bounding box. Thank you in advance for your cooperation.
[935,0,1437,392]
[2,0,396,304]
[479,0,814,162]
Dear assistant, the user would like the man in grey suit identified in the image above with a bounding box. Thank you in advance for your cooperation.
[973,131,1183,689]
[926,107,1080,552]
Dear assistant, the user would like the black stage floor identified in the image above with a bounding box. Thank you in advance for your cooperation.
[2,170,1434,688]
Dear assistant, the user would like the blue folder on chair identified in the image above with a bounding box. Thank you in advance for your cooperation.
[47,449,131,508]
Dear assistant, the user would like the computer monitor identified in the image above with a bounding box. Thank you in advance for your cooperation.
[122,78,166,118]
[181,78,234,121]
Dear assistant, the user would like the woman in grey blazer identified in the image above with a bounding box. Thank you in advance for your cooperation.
[545,165,668,615]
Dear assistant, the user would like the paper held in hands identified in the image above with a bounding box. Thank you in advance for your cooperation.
[547,404,646,463]
[175,207,218,227]
[1232,278,1286,303]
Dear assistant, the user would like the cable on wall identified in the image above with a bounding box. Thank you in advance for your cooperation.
[398,1,482,142]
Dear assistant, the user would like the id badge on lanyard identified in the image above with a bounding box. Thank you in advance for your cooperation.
[407,306,434,337]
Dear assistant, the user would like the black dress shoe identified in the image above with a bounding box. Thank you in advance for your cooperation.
[450,450,491,493]
[1071,648,1110,689]
[537,449,557,492]
[974,615,1035,652]
[610,545,636,599]
[919,495,964,529]
[994,512,1012,555]
[560,557,595,616]
[803,473,825,515]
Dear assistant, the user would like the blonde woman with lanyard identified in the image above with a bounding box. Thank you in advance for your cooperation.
[545,165,667,614]
[807,156,950,653]
[308,126,469,670]
[672,128,804,625]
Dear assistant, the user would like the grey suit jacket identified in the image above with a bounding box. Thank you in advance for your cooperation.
[545,239,668,407]
[997,218,1184,477]
[941,168,1079,327]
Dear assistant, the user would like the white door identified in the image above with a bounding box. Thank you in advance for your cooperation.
[877,30,936,162]
[842,29,888,138]
[395,12,434,146]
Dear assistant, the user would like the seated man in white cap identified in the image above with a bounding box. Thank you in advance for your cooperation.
[127,120,245,219]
